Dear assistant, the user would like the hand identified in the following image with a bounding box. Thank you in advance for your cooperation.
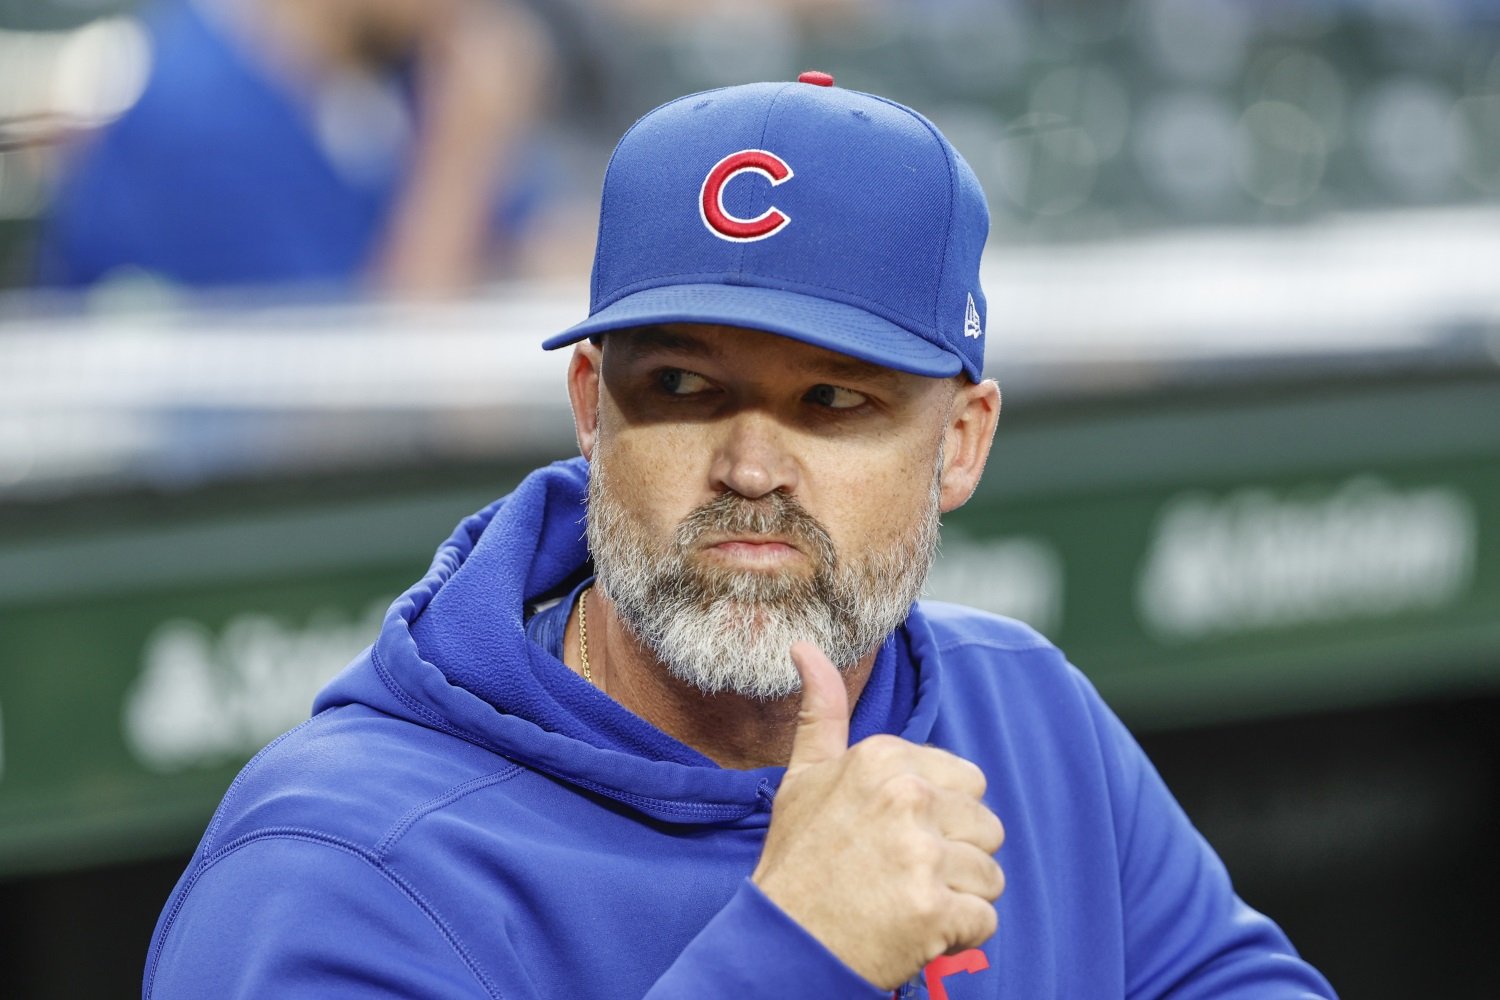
[751,643,1006,990]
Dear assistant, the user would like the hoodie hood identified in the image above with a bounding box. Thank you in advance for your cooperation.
[316,457,942,826]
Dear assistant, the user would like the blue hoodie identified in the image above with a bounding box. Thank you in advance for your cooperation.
[143,458,1335,999]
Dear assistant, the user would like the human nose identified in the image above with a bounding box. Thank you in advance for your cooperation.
[708,412,800,500]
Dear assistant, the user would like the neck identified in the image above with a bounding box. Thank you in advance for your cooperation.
[570,589,880,770]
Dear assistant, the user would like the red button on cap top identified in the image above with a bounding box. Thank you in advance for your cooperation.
[797,70,835,87]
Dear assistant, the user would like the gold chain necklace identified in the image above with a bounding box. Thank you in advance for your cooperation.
[577,585,594,686]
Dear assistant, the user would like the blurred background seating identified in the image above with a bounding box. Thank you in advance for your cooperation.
[4,0,1500,291]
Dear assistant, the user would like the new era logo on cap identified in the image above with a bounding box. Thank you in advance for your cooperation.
[544,75,991,381]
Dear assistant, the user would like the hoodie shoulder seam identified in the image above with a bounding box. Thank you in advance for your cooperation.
[934,636,1056,655]
[149,828,507,1000]
[201,715,324,854]
[376,766,525,859]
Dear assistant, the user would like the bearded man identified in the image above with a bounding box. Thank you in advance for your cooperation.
[143,74,1336,999]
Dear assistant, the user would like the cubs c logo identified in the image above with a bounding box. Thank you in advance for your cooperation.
[699,149,793,242]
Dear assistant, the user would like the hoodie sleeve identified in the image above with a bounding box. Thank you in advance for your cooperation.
[1073,669,1339,1000]
[644,879,888,998]
[147,836,885,999]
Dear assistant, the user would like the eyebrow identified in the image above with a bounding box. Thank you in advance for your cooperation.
[612,325,718,363]
[807,354,906,391]
[613,325,908,391]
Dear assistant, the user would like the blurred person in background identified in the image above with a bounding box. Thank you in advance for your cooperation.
[37,0,554,296]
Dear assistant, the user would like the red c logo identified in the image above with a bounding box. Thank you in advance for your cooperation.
[699,149,793,242]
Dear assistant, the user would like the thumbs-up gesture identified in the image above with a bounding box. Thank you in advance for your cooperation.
[751,643,1006,990]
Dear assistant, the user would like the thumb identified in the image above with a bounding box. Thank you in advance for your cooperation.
[786,641,850,772]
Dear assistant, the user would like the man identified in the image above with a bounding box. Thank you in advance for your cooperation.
[144,74,1336,998]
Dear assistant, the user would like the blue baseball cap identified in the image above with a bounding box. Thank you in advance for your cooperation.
[542,73,990,380]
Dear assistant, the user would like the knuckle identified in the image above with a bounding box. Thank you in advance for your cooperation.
[898,830,943,873]
[854,734,903,768]
[920,746,985,794]
[948,896,997,950]
[957,758,987,797]
[925,929,954,961]
[910,883,946,924]
[986,860,1007,902]
[983,811,1006,854]
[880,772,935,812]
[933,895,997,955]
[972,900,999,941]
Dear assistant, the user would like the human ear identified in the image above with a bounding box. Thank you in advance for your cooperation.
[567,341,604,461]
[938,378,1001,513]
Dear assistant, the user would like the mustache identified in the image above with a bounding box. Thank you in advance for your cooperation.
[675,491,838,568]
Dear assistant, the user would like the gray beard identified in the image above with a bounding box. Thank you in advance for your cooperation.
[586,455,942,701]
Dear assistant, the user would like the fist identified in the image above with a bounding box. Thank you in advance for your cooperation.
[752,643,1006,990]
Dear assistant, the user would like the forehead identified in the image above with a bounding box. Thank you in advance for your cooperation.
[602,324,913,389]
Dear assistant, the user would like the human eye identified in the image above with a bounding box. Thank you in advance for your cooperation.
[803,383,868,410]
[656,368,713,396]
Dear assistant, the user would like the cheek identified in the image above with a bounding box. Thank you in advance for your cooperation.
[595,419,711,535]
[801,439,940,552]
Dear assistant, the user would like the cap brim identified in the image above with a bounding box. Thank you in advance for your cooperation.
[542,283,962,378]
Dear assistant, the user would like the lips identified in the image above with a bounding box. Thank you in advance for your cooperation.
[702,538,804,565]
[700,534,801,552]
[675,491,838,573]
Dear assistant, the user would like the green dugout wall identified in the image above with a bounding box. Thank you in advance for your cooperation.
[2,365,1496,879]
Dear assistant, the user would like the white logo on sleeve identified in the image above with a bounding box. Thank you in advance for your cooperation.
[964,293,983,339]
